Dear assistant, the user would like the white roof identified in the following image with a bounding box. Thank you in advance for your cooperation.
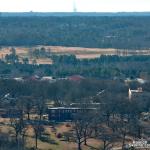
[48,107,96,110]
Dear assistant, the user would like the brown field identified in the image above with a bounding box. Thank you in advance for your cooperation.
[0,119,102,150]
[0,117,135,150]
[0,46,150,64]
[0,46,116,64]
[0,46,116,58]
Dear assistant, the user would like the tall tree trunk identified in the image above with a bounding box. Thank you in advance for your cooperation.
[35,134,38,149]
[103,140,106,150]
[77,139,82,150]
[106,114,110,127]
[39,113,42,121]
[16,132,18,143]
[122,133,126,150]
[84,131,87,145]
[138,126,142,139]
[27,112,30,120]
[84,137,87,145]
[22,133,26,150]
[78,142,82,150]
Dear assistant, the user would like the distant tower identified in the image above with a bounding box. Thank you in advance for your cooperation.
[73,0,77,12]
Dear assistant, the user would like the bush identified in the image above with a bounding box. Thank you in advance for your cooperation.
[56,133,62,138]
[65,123,71,127]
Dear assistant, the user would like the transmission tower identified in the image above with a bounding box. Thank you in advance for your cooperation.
[73,0,77,12]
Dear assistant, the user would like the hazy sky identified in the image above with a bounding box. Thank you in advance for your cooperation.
[0,0,150,12]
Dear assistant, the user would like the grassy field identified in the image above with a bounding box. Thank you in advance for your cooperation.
[0,46,116,63]
[1,46,150,64]
[0,118,102,150]
[0,116,136,150]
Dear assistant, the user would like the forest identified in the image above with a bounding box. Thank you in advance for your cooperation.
[0,53,150,79]
[1,16,150,49]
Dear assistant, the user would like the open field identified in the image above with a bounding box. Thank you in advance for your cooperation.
[0,46,150,64]
[0,118,126,150]
[0,46,116,59]
[0,120,101,150]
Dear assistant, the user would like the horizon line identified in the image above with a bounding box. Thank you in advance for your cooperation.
[1,11,150,13]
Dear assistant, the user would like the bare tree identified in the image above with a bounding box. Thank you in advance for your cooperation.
[36,98,46,121]
[117,120,129,150]
[10,117,27,150]
[23,96,34,120]
[32,120,44,149]
[98,126,117,150]
[10,118,22,143]
[73,118,85,150]
[72,111,94,150]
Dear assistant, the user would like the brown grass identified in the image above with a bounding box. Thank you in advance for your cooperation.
[1,46,149,64]
[0,120,101,150]
[0,46,117,62]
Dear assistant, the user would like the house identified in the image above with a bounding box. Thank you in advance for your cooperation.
[14,77,24,82]
[41,76,53,80]
[125,78,147,84]
[41,76,56,83]
[135,78,147,84]
[128,87,143,100]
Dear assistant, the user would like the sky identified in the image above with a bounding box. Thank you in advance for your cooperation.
[0,0,150,12]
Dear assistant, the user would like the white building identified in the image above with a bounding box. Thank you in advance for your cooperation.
[128,87,143,100]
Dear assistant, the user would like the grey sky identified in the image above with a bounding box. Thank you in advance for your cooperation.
[0,0,150,12]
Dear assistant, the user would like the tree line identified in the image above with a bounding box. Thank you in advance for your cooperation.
[1,52,150,79]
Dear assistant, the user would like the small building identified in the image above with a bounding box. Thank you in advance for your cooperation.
[135,78,147,84]
[47,107,96,122]
[41,76,56,83]
[125,78,147,85]
[14,77,24,82]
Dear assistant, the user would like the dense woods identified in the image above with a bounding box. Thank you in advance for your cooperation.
[1,16,150,49]
[0,54,150,79]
